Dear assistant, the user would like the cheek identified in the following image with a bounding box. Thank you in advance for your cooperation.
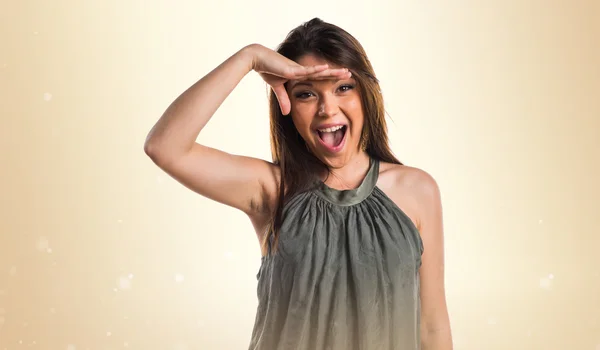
[291,102,316,118]
[291,100,319,128]
[343,100,365,134]
[347,95,363,114]
[290,113,315,139]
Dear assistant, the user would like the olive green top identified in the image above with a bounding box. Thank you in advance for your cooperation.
[249,158,424,350]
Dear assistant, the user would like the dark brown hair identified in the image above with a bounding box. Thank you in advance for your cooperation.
[264,18,402,254]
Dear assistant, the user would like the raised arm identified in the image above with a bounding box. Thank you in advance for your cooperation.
[143,45,277,219]
[143,44,349,226]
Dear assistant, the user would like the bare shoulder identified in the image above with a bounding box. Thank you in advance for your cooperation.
[378,161,438,188]
[377,161,441,231]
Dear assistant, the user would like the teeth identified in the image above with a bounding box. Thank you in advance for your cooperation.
[318,125,344,133]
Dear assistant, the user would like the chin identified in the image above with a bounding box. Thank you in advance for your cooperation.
[311,140,361,170]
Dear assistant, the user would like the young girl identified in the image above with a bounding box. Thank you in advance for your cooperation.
[145,17,452,350]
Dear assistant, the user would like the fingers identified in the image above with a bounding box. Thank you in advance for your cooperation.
[289,65,351,80]
[272,85,291,115]
[294,66,351,81]
[303,68,352,81]
[288,64,329,78]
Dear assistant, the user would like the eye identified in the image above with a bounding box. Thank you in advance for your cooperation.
[294,91,315,99]
[338,84,355,92]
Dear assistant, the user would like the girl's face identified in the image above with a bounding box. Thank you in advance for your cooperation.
[287,54,365,169]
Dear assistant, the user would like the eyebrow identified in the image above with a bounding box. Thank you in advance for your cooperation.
[290,81,313,89]
[290,78,355,90]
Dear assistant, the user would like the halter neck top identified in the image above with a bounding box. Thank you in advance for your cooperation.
[248,158,424,350]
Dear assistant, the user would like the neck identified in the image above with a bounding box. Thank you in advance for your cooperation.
[323,151,371,190]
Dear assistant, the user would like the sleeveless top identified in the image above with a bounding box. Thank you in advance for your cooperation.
[248,158,424,350]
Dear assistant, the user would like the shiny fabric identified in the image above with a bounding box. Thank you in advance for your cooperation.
[249,158,424,350]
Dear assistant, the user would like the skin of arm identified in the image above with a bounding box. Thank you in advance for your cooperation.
[414,169,453,350]
[143,44,345,252]
[143,45,281,246]
[376,162,453,349]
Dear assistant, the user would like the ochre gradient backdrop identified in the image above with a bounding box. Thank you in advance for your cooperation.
[1,1,599,349]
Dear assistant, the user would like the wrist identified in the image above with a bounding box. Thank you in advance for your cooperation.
[239,43,261,72]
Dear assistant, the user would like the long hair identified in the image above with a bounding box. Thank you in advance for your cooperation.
[264,17,402,255]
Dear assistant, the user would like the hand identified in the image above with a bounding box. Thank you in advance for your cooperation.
[246,44,351,115]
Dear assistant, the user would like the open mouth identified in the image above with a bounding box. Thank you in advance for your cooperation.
[316,125,348,151]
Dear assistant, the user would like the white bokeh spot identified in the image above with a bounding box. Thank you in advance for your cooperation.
[539,276,553,289]
[118,275,132,290]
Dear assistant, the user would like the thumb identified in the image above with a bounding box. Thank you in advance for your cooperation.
[272,85,291,116]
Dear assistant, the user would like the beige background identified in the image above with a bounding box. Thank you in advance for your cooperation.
[1,1,599,349]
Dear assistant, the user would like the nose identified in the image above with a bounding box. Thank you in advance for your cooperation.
[317,94,340,118]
